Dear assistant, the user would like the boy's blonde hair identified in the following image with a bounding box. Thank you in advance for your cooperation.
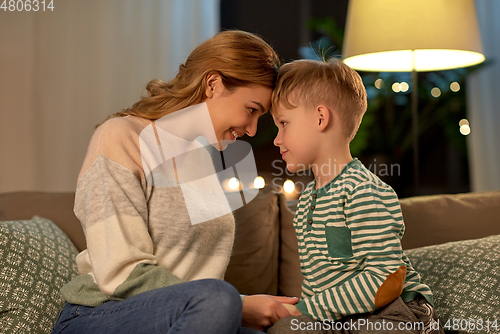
[271,58,367,142]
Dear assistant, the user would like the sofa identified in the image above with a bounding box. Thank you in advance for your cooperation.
[0,186,499,333]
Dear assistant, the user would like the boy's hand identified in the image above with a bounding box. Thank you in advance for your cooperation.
[242,295,299,331]
[281,302,302,316]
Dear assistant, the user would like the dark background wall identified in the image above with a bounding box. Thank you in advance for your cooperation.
[219,0,471,198]
[221,0,348,62]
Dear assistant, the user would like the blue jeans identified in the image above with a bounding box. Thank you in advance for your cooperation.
[52,279,264,334]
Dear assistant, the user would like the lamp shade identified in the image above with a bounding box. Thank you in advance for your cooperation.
[342,0,485,72]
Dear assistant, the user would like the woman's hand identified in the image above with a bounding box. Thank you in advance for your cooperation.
[242,295,300,331]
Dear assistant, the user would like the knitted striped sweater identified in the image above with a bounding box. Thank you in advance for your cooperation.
[294,159,433,321]
[61,111,235,307]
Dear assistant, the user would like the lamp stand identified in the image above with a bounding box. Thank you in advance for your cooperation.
[411,69,419,192]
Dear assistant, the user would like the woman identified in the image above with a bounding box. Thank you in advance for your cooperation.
[51,30,299,334]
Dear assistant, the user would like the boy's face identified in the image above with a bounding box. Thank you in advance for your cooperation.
[273,104,320,173]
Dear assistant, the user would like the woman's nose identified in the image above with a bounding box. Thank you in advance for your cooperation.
[245,117,259,137]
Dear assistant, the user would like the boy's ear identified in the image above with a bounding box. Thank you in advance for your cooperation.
[316,105,330,131]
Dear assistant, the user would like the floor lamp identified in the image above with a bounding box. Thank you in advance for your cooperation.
[342,0,485,192]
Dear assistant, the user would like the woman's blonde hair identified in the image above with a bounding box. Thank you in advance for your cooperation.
[98,30,279,127]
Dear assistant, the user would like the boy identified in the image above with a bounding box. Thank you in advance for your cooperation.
[268,59,443,333]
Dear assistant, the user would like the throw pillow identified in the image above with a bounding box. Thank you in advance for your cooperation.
[0,216,79,333]
[406,234,500,331]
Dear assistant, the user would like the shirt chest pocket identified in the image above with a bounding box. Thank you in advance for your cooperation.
[324,225,353,259]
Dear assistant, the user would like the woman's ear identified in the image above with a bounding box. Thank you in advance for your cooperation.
[205,72,221,99]
[317,105,330,131]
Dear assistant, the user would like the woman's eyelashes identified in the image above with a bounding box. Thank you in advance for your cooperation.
[248,107,257,114]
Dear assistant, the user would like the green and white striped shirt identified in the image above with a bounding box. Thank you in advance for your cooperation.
[294,159,433,321]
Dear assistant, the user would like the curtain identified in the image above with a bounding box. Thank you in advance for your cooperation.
[466,0,500,192]
[0,0,220,192]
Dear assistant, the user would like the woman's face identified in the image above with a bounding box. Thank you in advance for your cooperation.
[204,74,272,150]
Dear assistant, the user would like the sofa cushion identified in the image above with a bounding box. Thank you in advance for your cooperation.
[405,234,500,326]
[0,216,79,333]
[224,186,281,295]
[400,190,500,249]
[224,186,302,297]
[276,192,303,298]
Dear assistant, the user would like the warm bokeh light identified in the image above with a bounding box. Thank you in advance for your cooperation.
[228,177,240,190]
[392,82,401,93]
[459,119,469,127]
[460,124,471,135]
[375,78,384,89]
[431,87,441,98]
[450,82,461,92]
[283,180,295,194]
[253,176,265,189]
[400,82,409,92]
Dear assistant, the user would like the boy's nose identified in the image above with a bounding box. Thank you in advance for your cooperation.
[273,133,281,147]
